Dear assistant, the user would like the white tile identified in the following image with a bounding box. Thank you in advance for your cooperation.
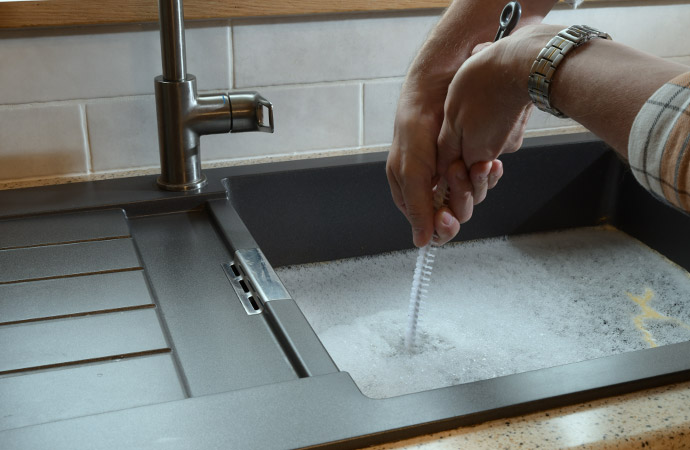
[87,84,361,171]
[204,84,361,159]
[544,4,690,57]
[187,23,232,91]
[0,105,87,181]
[362,81,578,147]
[363,80,403,146]
[0,22,230,104]
[86,96,159,172]
[232,12,440,87]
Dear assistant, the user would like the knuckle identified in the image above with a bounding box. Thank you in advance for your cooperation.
[406,208,426,224]
[455,205,473,224]
[473,192,487,205]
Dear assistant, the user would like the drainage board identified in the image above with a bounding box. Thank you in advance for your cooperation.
[0,209,183,431]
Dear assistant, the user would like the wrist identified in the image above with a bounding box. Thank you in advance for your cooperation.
[494,24,561,108]
[406,1,557,93]
[396,84,445,131]
[527,24,613,118]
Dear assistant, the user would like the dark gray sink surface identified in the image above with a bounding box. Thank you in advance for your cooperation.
[1,133,690,449]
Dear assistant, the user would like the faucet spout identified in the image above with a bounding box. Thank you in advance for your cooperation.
[158,0,187,82]
[155,0,274,191]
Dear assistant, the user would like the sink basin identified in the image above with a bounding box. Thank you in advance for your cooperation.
[1,133,690,449]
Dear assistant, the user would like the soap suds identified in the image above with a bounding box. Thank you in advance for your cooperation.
[276,227,690,399]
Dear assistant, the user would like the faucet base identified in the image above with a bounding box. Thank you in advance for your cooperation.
[157,174,207,192]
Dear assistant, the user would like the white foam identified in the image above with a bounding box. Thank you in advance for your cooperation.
[275,226,690,399]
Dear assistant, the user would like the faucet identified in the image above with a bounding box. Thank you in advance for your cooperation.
[155,0,274,191]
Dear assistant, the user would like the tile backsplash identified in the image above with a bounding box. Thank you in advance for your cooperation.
[1,2,689,186]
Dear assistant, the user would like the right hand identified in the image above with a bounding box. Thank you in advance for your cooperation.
[386,1,555,248]
[386,82,504,248]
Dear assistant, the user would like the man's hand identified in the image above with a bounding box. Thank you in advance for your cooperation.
[437,40,533,172]
[386,86,446,248]
[387,79,506,248]
[436,39,532,225]
[386,1,556,248]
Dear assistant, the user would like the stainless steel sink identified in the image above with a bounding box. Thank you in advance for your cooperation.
[2,133,690,449]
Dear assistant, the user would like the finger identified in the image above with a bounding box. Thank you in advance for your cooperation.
[444,159,475,224]
[385,159,406,215]
[470,161,492,205]
[400,168,435,248]
[433,207,460,246]
[487,159,504,190]
[436,115,463,180]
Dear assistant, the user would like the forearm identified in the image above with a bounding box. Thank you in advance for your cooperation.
[406,0,557,93]
[507,25,688,157]
[553,42,685,156]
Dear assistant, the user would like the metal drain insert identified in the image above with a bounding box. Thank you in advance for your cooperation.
[222,248,292,315]
[222,262,263,315]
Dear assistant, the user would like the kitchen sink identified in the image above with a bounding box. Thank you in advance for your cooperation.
[1,133,690,449]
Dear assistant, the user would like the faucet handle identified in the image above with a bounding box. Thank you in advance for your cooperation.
[229,92,274,133]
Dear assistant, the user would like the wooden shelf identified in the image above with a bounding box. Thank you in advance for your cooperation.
[0,0,629,30]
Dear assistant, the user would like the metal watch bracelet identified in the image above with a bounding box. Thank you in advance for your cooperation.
[528,25,612,118]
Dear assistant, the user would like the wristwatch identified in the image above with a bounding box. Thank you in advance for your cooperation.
[528,25,612,118]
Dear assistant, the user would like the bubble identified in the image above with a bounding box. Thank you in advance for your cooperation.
[276,226,690,399]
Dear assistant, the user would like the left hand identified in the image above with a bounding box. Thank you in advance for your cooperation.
[436,34,536,225]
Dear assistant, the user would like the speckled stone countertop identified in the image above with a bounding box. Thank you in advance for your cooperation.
[367,381,690,449]
[0,146,392,191]
[0,126,587,192]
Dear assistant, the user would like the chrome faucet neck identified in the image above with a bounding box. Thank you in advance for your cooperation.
[155,0,274,192]
[158,0,187,81]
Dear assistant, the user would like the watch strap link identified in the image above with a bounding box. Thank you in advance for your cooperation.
[528,25,612,118]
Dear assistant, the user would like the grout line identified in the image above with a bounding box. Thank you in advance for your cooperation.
[228,19,235,90]
[0,348,172,377]
[231,77,407,91]
[0,304,156,328]
[359,82,365,147]
[79,103,94,174]
[0,78,410,110]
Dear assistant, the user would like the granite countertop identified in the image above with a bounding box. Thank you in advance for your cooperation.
[0,127,588,192]
[368,381,690,449]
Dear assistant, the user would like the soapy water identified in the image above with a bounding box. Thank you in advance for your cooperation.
[275,226,690,399]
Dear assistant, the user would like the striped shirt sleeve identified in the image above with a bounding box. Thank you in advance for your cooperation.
[628,71,690,214]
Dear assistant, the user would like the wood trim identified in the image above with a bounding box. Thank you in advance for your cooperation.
[0,0,448,29]
[0,0,633,30]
